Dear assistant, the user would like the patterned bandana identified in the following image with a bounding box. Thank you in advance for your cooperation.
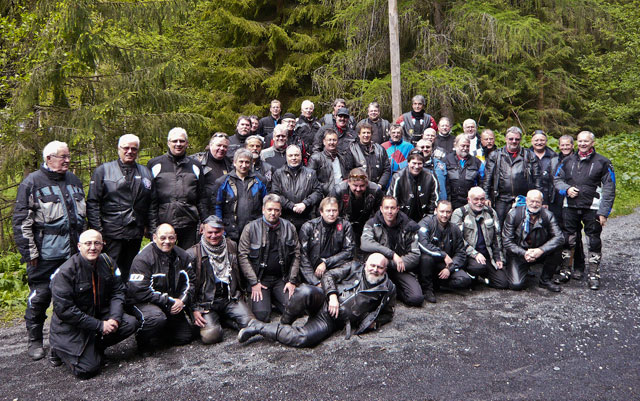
[200,237,231,284]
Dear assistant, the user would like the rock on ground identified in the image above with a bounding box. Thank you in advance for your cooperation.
[1,210,639,400]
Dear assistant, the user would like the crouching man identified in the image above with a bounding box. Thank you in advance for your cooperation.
[238,253,395,348]
[127,224,195,355]
[502,190,564,292]
[49,230,138,379]
[187,216,253,344]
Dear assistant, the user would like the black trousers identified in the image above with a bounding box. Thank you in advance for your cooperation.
[504,249,561,290]
[198,298,253,344]
[562,208,602,253]
[494,198,515,231]
[175,225,198,250]
[130,303,193,350]
[103,237,142,282]
[25,259,65,335]
[420,254,473,290]
[555,206,585,271]
[249,275,290,322]
[388,267,424,306]
[267,285,337,348]
[54,312,138,378]
[465,257,509,289]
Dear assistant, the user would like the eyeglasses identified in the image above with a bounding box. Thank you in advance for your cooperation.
[51,154,71,160]
[81,241,105,248]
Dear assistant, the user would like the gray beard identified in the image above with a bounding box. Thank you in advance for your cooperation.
[365,272,385,286]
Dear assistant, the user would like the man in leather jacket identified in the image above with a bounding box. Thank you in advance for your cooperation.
[127,224,196,355]
[299,197,355,286]
[13,140,87,361]
[331,169,384,248]
[238,253,395,348]
[147,127,207,249]
[388,151,438,222]
[444,134,485,210]
[214,149,267,241]
[357,102,390,145]
[308,129,355,195]
[187,216,253,344]
[237,194,301,322]
[349,123,391,189]
[271,145,323,230]
[49,230,138,378]
[87,134,157,281]
[294,100,322,154]
[313,107,356,155]
[191,132,233,215]
[502,190,564,292]
[482,126,542,229]
[361,196,423,306]
[396,95,436,145]
[417,201,470,303]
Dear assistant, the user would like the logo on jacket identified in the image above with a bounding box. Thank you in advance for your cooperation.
[142,177,152,190]
[337,223,342,231]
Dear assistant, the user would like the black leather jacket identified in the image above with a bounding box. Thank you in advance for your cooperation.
[349,142,391,188]
[417,215,466,271]
[307,151,355,195]
[147,152,207,229]
[321,261,396,335]
[360,211,421,271]
[313,124,356,155]
[237,217,301,286]
[187,239,244,311]
[50,253,125,356]
[299,217,355,285]
[387,168,438,221]
[271,165,323,228]
[331,181,384,233]
[127,243,195,308]
[191,151,233,215]
[483,146,542,203]
[443,153,484,210]
[554,150,616,217]
[87,160,158,239]
[502,206,564,257]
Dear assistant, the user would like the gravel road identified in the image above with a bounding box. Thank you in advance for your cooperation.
[1,210,639,400]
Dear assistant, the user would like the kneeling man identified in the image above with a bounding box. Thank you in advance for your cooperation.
[238,253,395,348]
[187,216,253,344]
[49,229,138,378]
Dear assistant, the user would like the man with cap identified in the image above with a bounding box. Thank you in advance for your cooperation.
[322,98,357,130]
[187,216,253,344]
[313,106,356,155]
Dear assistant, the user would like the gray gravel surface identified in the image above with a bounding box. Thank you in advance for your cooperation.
[1,210,639,400]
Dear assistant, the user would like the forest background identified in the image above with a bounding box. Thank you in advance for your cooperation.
[1,0,640,316]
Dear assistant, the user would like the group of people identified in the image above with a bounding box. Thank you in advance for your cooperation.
[12,95,616,379]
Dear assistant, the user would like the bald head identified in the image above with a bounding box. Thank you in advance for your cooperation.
[78,229,104,262]
[364,253,388,285]
[526,190,544,213]
[153,224,177,253]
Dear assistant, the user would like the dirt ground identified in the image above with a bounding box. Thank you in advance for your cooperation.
[1,210,639,401]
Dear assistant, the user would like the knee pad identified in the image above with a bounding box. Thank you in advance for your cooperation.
[200,326,223,345]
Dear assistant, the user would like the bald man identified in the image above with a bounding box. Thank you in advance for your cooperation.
[501,190,564,292]
[127,224,195,356]
[238,253,396,348]
[49,230,138,378]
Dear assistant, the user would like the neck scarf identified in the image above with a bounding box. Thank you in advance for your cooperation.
[578,148,594,160]
[200,237,231,284]
[324,148,338,160]
[411,110,425,120]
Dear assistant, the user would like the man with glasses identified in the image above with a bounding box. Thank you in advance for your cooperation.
[443,134,485,210]
[313,107,356,155]
[87,134,157,281]
[147,127,207,249]
[260,125,289,170]
[127,224,195,356]
[49,229,138,378]
[483,126,541,228]
[238,253,395,348]
[13,140,87,361]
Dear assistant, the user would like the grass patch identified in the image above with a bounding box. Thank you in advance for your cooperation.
[0,252,28,323]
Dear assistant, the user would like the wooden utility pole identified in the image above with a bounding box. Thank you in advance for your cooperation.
[388,0,402,119]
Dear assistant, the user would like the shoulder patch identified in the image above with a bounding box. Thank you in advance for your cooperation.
[129,274,144,281]
[151,164,162,178]
[192,164,201,178]
[419,227,428,233]
[142,177,152,190]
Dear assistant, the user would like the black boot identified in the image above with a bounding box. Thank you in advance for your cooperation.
[27,324,45,361]
[554,249,573,284]
[587,252,601,291]
[49,349,62,367]
[539,279,562,292]
[238,319,265,343]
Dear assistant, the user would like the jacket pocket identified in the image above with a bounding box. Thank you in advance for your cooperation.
[73,193,87,218]
[37,194,65,223]
[74,281,93,306]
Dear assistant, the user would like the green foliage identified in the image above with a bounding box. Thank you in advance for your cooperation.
[0,252,27,320]
[596,132,640,216]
